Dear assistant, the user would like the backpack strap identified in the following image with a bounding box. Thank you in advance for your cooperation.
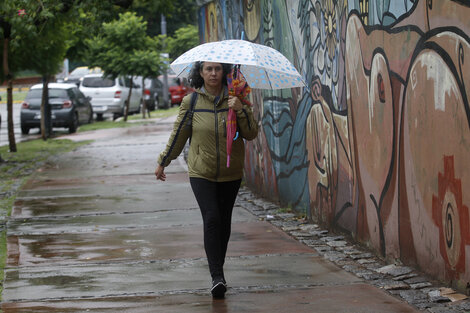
[189,92,198,114]
[187,92,198,143]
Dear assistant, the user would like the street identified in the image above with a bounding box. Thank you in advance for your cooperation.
[0,102,41,147]
[0,101,115,147]
[0,116,423,312]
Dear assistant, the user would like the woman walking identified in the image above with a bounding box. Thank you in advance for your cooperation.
[155,61,258,298]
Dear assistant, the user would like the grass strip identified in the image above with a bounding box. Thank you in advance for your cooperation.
[78,120,143,132]
[79,106,179,132]
[132,106,180,119]
[0,91,28,103]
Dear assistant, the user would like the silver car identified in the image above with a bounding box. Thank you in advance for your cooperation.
[80,74,142,120]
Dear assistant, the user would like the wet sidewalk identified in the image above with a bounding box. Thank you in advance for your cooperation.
[2,117,421,312]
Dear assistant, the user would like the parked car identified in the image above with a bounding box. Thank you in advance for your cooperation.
[20,83,93,134]
[80,73,142,120]
[158,75,193,106]
[61,66,102,86]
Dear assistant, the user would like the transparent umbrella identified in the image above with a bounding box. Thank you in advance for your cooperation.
[170,40,306,167]
[170,39,305,90]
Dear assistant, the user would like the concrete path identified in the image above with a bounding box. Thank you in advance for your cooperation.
[1,117,421,312]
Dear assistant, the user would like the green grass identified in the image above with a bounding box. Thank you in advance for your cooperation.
[0,138,91,299]
[78,120,142,132]
[128,106,180,120]
[0,90,28,103]
[79,106,179,132]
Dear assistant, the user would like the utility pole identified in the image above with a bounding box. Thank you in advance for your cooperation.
[161,14,169,109]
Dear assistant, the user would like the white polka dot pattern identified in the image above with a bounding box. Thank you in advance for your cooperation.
[170,40,305,90]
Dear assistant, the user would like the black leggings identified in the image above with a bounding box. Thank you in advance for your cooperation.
[189,177,241,280]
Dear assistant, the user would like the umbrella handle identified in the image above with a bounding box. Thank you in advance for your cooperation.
[233,131,239,141]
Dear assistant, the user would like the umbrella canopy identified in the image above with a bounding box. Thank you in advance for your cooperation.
[170,40,305,90]
[171,40,306,168]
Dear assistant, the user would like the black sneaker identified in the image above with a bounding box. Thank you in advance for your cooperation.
[211,277,227,299]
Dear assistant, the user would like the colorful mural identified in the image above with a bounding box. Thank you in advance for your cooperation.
[198,0,470,291]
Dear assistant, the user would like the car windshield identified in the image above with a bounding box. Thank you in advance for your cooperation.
[82,76,115,88]
[26,89,68,99]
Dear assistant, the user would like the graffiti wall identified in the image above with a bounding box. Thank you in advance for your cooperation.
[198,0,470,291]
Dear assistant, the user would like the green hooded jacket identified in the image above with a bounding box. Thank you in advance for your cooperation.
[157,87,258,182]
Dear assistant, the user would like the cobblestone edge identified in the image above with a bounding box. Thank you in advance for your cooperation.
[236,187,470,313]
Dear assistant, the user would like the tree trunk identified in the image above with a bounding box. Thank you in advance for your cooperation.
[7,79,17,152]
[124,77,132,122]
[3,37,17,152]
[141,77,148,119]
[40,76,51,140]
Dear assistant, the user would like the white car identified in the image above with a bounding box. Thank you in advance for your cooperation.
[79,73,142,120]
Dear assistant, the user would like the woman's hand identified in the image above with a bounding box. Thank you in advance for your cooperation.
[155,164,166,181]
[228,96,243,112]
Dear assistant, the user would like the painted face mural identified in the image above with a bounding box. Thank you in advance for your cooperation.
[199,0,470,291]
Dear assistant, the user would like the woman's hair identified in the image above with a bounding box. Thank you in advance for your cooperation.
[188,61,232,89]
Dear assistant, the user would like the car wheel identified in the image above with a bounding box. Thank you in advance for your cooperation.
[69,112,78,133]
[96,113,104,121]
[21,125,29,135]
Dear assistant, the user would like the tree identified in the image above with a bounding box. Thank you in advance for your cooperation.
[131,0,196,37]
[1,17,17,153]
[25,2,75,140]
[1,0,76,142]
[0,0,185,149]
[166,24,199,60]
[64,1,129,64]
[65,0,174,67]
[0,1,28,152]
[87,12,164,121]
[130,49,164,118]
[64,0,193,66]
